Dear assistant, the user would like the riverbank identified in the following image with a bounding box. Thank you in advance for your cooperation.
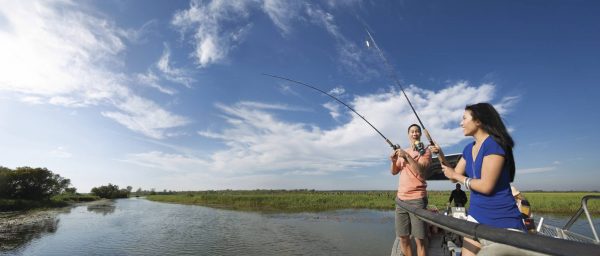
[147,190,600,214]
[0,199,113,250]
[0,194,99,212]
[0,199,112,228]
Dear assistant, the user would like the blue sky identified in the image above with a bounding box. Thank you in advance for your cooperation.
[1,0,599,192]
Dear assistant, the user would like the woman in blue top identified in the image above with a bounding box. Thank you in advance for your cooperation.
[436,103,524,256]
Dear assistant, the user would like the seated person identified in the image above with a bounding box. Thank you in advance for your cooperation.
[511,185,535,232]
[449,183,468,207]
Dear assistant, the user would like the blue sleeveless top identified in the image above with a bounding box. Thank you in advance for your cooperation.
[464,136,525,230]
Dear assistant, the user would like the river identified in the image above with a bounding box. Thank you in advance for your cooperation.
[1,198,395,256]
[1,198,598,256]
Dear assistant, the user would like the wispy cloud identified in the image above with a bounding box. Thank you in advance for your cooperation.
[261,0,303,35]
[237,101,310,111]
[0,0,190,139]
[120,19,159,44]
[102,95,189,139]
[122,151,207,173]
[157,44,195,88]
[136,71,177,95]
[172,0,254,67]
[518,166,556,174]
[323,101,342,120]
[305,5,379,80]
[170,82,504,176]
[329,86,346,96]
[171,0,369,77]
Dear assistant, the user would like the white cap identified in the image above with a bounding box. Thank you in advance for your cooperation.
[511,185,520,197]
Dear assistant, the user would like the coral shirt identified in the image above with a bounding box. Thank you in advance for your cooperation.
[395,147,431,200]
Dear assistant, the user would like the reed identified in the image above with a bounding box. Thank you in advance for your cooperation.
[147,190,600,215]
[521,192,600,215]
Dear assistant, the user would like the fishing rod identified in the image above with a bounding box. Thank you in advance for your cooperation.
[262,73,400,150]
[363,27,449,166]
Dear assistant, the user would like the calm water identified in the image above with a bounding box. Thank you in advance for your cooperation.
[1,198,598,256]
[1,198,396,256]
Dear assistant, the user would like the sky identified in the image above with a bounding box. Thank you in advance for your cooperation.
[1,0,599,192]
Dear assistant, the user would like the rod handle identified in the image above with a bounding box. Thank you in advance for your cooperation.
[423,129,449,166]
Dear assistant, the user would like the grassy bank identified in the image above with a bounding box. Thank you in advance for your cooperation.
[520,192,600,215]
[147,190,600,214]
[147,190,450,212]
[0,194,99,211]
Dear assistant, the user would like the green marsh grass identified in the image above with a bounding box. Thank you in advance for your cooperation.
[147,190,450,213]
[147,190,600,215]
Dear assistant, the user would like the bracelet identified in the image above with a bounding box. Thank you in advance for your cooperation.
[464,177,472,190]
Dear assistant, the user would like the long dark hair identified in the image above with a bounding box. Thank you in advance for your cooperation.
[465,103,516,182]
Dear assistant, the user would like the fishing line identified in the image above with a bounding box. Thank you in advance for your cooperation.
[262,73,400,150]
[362,25,449,165]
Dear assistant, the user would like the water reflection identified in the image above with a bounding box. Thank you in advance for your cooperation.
[0,213,60,251]
[86,202,116,216]
[1,199,597,256]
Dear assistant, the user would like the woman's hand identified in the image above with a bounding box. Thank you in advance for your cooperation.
[441,163,458,181]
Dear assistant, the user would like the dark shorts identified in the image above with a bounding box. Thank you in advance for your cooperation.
[395,197,428,239]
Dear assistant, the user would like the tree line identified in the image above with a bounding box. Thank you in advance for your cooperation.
[1,166,135,211]
[0,166,74,200]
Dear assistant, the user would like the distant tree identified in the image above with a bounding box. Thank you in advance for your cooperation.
[0,166,12,198]
[64,187,77,194]
[0,167,71,200]
[135,187,142,195]
[91,183,130,199]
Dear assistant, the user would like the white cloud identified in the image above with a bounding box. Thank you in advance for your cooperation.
[237,101,309,111]
[278,84,300,96]
[518,166,556,175]
[120,19,158,44]
[178,82,504,176]
[156,44,195,88]
[20,96,44,105]
[261,0,302,35]
[122,151,208,173]
[323,101,342,120]
[171,0,367,76]
[329,86,345,96]
[305,5,378,80]
[0,0,123,98]
[136,71,177,95]
[0,0,190,139]
[102,95,189,139]
[172,0,254,67]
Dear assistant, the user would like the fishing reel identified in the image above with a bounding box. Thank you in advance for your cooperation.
[414,141,425,156]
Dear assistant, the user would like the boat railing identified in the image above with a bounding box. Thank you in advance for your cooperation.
[562,195,599,243]
[396,198,600,256]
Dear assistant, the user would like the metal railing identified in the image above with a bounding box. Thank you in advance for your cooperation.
[562,195,600,243]
[396,198,600,256]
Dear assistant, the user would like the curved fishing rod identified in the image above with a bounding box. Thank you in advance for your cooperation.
[263,73,400,150]
[363,27,449,166]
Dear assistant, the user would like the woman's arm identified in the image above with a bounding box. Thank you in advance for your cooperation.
[469,155,504,195]
[442,155,503,195]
